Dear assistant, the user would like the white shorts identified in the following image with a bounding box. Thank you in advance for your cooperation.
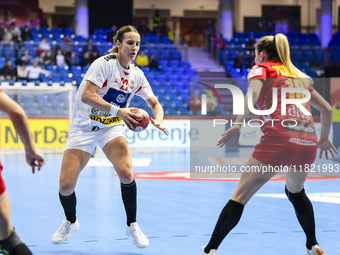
[65,124,127,155]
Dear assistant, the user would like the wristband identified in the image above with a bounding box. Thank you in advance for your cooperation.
[110,105,119,116]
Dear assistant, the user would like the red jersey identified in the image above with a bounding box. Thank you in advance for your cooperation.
[247,61,317,143]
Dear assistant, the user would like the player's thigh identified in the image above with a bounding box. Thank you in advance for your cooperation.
[102,136,133,183]
[231,156,277,205]
[0,191,13,239]
[59,149,91,193]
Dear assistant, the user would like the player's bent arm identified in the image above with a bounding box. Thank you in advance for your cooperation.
[309,89,333,142]
[81,80,113,113]
[81,80,139,127]
[146,96,164,122]
[0,92,35,154]
[234,79,263,128]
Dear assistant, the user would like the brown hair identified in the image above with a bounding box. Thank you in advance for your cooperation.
[108,25,139,53]
[255,33,312,84]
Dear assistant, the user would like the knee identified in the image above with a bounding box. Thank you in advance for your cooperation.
[117,167,134,184]
[285,185,313,213]
[59,179,75,196]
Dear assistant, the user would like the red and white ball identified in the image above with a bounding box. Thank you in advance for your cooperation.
[129,108,150,132]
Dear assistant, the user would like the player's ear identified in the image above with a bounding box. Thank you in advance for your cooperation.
[116,40,121,49]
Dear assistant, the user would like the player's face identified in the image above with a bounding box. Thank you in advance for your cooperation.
[255,50,262,64]
[118,32,140,62]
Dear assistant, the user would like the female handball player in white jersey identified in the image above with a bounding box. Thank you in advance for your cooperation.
[201,34,337,255]
[51,25,168,248]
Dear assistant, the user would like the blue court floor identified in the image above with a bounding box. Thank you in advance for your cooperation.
[1,147,339,255]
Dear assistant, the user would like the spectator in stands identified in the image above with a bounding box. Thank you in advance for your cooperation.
[67,51,80,66]
[1,9,16,27]
[106,25,117,42]
[246,35,256,48]
[83,38,97,56]
[38,37,51,54]
[153,10,162,31]
[138,20,150,36]
[2,27,13,44]
[333,100,340,122]
[55,49,66,66]
[61,35,73,56]
[0,59,17,81]
[21,25,32,41]
[204,19,215,52]
[17,63,28,80]
[9,22,21,43]
[35,51,46,65]
[135,50,149,67]
[233,51,246,69]
[90,50,99,64]
[148,55,159,69]
[21,49,33,65]
[190,91,201,115]
[43,50,54,66]
[246,50,256,68]
[26,61,50,81]
[81,51,91,66]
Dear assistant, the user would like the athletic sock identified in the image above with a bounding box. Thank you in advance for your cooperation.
[59,192,77,223]
[121,180,137,226]
[285,186,317,250]
[204,200,244,253]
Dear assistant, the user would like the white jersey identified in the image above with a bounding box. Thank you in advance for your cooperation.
[72,53,154,129]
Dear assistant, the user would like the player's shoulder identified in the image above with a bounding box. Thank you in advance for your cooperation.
[130,62,144,76]
[102,53,117,62]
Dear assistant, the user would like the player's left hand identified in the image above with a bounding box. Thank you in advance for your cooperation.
[217,125,241,148]
[26,150,45,174]
[318,138,338,159]
[151,118,168,136]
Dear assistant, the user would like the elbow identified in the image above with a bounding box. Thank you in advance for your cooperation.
[81,93,89,104]
[9,108,25,122]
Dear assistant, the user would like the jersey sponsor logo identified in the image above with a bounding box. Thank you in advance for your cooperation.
[284,121,316,135]
[102,88,130,108]
[104,54,116,61]
[89,115,123,125]
[248,67,263,79]
[90,108,112,117]
[116,94,125,103]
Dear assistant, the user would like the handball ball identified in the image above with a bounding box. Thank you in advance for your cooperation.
[129,108,150,132]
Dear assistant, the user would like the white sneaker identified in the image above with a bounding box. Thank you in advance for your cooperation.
[125,222,149,248]
[51,219,79,244]
[201,246,217,255]
[307,245,325,255]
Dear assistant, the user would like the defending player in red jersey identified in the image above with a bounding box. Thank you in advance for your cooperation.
[201,34,337,255]
[0,89,45,255]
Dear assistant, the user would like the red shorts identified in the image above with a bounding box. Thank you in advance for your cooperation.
[252,136,318,168]
[0,161,5,194]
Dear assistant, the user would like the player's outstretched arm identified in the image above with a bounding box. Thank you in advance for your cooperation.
[309,89,338,159]
[217,79,263,147]
[146,96,168,135]
[0,92,44,172]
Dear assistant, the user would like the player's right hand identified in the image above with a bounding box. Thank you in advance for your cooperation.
[26,150,45,173]
[217,125,241,148]
[116,108,140,130]
[318,138,338,159]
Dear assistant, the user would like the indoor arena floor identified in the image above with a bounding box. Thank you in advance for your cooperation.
[1,147,339,255]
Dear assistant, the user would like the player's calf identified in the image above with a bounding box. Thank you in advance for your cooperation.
[0,230,32,255]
